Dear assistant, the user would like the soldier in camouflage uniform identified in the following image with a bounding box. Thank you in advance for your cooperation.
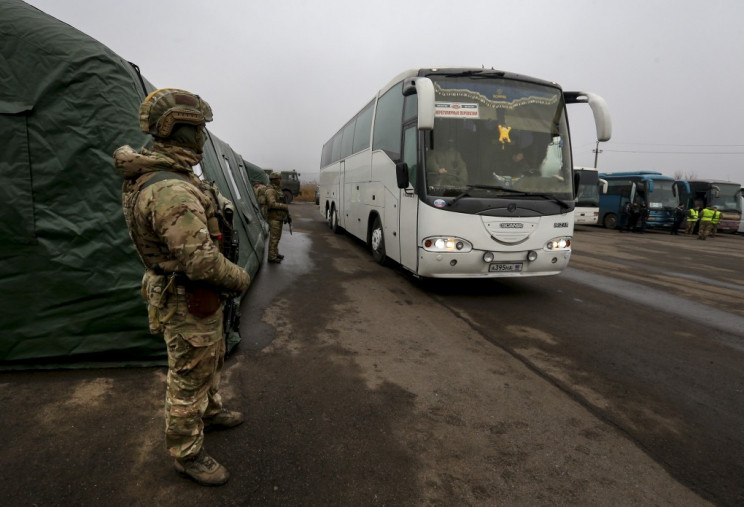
[113,88,251,487]
[265,172,289,263]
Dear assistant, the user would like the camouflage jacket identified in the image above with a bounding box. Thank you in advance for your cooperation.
[113,144,249,292]
[265,184,288,221]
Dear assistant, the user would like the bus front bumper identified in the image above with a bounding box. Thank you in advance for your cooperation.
[416,248,571,278]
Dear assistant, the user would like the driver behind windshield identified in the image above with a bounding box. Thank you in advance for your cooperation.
[425,136,468,186]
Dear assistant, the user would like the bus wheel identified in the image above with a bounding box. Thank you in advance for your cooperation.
[371,216,386,265]
[603,213,618,229]
[328,207,339,233]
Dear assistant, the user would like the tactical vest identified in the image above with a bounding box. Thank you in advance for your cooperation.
[700,208,715,222]
[122,170,223,273]
[266,186,288,221]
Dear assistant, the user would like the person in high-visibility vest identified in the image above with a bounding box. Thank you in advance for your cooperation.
[685,205,699,235]
[698,205,716,240]
[710,206,722,238]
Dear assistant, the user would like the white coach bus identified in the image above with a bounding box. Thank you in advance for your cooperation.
[319,68,611,278]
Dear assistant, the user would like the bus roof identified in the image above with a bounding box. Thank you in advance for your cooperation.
[684,179,741,186]
[378,67,560,97]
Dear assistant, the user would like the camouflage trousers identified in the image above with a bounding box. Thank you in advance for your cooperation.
[685,220,697,235]
[268,218,284,260]
[162,285,225,459]
[698,221,714,239]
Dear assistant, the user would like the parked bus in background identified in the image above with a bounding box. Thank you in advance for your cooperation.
[573,167,604,225]
[598,171,684,230]
[678,180,742,234]
[319,67,611,278]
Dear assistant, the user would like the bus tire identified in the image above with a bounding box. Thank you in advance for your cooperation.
[328,207,339,234]
[371,215,386,265]
[603,213,618,229]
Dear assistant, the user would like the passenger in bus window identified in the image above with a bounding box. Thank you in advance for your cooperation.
[426,138,468,186]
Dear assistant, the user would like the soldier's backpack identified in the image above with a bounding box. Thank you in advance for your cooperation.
[255,184,268,219]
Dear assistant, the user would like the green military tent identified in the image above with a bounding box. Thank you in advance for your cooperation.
[0,0,267,369]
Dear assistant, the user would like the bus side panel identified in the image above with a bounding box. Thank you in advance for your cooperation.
[319,162,341,221]
[369,151,400,263]
[344,150,372,240]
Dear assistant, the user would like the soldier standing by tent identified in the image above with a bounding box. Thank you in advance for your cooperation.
[265,172,289,263]
[113,88,250,486]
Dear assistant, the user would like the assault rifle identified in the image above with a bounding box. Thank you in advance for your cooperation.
[286,212,293,235]
[221,207,241,357]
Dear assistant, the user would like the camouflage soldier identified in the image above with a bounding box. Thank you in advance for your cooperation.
[113,88,250,486]
[265,172,289,263]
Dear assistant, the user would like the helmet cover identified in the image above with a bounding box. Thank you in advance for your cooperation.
[139,88,213,138]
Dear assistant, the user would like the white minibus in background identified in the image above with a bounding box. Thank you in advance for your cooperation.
[319,67,611,278]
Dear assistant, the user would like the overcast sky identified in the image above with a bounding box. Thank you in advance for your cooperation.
[24,0,744,183]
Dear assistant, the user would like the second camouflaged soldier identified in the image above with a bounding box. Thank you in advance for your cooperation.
[114,88,250,486]
[265,172,289,263]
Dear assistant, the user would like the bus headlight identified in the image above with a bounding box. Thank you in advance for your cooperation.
[546,237,571,250]
[423,237,472,253]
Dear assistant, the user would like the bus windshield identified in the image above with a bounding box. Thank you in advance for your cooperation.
[424,77,572,200]
[576,170,600,207]
[710,183,742,212]
[644,180,678,209]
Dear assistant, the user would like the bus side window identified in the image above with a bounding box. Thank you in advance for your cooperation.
[402,126,417,188]
[373,83,404,160]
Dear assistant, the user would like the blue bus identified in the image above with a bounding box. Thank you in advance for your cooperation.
[598,171,684,229]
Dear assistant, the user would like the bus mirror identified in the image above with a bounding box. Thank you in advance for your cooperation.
[564,91,612,142]
[395,162,410,189]
[711,185,720,198]
[599,178,608,194]
[416,78,435,131]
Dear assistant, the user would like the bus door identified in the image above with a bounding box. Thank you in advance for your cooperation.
[398,125,419,271]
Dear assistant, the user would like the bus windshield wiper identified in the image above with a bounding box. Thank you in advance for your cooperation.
[450,186,571,210]
[516,192,572,210]
[449,185,521,205]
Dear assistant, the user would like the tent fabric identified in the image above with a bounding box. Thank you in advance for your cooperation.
[0,0,267,370]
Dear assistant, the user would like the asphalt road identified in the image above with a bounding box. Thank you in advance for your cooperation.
[1,203,742,506]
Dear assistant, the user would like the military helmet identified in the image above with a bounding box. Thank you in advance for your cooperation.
[139,88,213,138]
[269,172,281,181]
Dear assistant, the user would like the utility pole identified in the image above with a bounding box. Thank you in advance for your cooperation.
[593,140,602,168]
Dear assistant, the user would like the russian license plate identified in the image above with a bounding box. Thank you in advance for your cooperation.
[489,262,523,272]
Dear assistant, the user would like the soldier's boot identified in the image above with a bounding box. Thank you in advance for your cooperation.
[203,408,244,431]
[174,448,229,486]
[276,254,285,260]
[268,257,282,263]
